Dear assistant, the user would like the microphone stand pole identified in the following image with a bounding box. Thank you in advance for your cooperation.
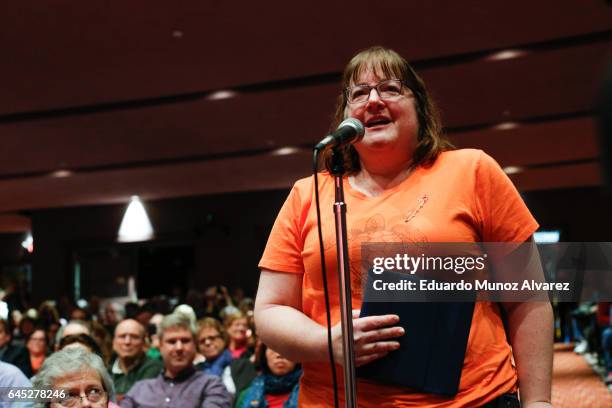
[330,148,358,407]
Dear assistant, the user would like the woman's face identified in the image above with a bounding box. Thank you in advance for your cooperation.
[198,327,226,360]
[346,68,418,161]
[265,348,297,377]
[50,369,108,407]
[226,318,248,343]
[26,329,47,355]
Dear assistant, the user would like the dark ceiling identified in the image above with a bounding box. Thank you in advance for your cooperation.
[1,1,611,229]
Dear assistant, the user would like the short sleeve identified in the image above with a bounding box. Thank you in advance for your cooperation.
[474,151,539,242]
[258,179,310,274]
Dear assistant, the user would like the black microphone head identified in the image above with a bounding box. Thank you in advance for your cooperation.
[338,118,365,144]
[314,118,365,150]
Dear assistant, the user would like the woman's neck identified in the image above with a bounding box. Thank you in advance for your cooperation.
[350,158,414,197]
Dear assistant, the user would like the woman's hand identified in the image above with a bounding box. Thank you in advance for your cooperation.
[331,310,404,367]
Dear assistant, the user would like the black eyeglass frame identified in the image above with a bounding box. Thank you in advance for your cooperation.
[344,79,411,105]
[54,388,107,407]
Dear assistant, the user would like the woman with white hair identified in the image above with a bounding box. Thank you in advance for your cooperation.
[33,347,119,407]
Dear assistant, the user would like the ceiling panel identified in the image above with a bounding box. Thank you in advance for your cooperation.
[0,151,312,212]
[424,41,610,127]
[0,149,603,212]
[449,117,599,167]
[509,162,602,191]
[1,1,610,115]
[1,42,607,177]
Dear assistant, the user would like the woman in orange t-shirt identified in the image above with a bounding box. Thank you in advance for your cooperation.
[255,46,553,408]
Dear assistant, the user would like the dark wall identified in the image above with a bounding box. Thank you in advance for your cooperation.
[523,187,612,241]
[29,189,289,304]
[0,234,27,264]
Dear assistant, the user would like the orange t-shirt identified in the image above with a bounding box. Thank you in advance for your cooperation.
[259,149,539,407]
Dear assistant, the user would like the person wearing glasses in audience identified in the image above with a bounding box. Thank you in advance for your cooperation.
[256,46,553,407]
[196,318,232,377]
[121,313,231,408]
[33,346,119,407]
[110,319,162,401]
[26,328,48,375]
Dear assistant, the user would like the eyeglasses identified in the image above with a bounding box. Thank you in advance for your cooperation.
[199,334,222,344]
[57,388,106,407]
[345,79,408,105]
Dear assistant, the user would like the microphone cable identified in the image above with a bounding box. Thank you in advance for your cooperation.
[312,148,340,408]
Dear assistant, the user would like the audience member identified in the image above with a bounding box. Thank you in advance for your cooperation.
[236,345,300,408]
[59,333,105,362]
[102,302,125,334]
[122,313,231,407]
[203,286,222,318]
[135,303,154,328]
[196,318,232,376]
[222,338,260,398]
[37,301,60,328]
[124,303,140,320]
[46,321,61,351]
[91,320,114,365]
[33,346,119,408]
[145,313,163,361]
[0,361,34,408]
[17,316,37,343]
[56,319,91,346]
[110,319,162,400]
[0,319,32,377]
[597,302,612,388]
[70,306,90,322]
[26,328,48,375]
[224,313,249,359]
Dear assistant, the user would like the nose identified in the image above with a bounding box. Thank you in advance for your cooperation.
[175,340,184,351]
[80,395,93,407]
[365,87,384,107]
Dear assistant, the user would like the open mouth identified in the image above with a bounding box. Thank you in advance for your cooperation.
[365,118,391,128]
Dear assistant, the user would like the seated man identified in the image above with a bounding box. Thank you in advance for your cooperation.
[122,313,231,408]
[55,319,92,346]
[0,319,32,377]
[111,319,162,400]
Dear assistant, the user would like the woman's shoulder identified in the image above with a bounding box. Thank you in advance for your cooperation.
[286,173,335,204]
[437,148,487,163]
[292,173,334,190]
[433,148,501,174]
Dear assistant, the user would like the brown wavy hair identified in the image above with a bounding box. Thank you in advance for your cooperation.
[322,46,453,173]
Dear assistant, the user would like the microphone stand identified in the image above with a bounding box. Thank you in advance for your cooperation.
[329,148,358,407]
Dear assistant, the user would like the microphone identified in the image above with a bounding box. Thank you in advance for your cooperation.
[314,118,365,151]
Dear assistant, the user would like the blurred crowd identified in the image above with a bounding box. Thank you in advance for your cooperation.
[567,301,612,388]
[0,285,301,407]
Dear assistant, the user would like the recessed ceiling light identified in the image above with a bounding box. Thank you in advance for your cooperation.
[207,90,237,101]
[270,147,301,156]
[50,170,73,178]
[486,49,528,62]
[493,122,519,130]
[503,166,524,175]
